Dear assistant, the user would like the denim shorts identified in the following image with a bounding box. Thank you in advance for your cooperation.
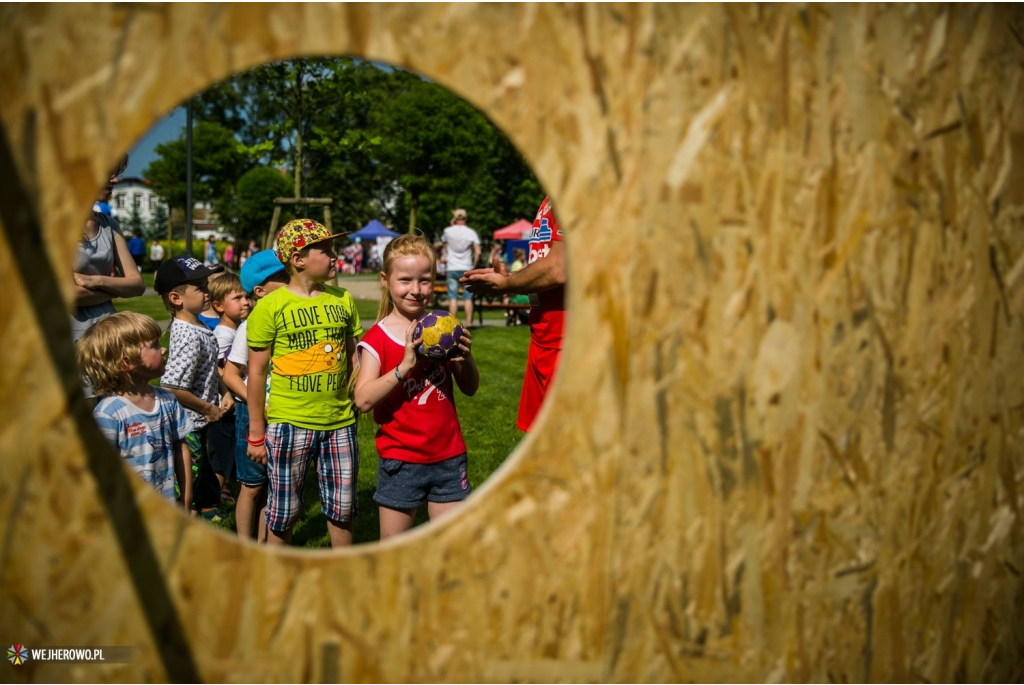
[233,402,268,487]
[446,271,467,301]
[373,453,471,510]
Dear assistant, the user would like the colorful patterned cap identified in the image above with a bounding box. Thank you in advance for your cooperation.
[275,219,348,263]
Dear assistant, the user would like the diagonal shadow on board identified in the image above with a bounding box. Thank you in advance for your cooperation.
[0,120,201,683]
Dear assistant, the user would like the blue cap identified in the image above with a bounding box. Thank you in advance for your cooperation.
[240,249,286,294]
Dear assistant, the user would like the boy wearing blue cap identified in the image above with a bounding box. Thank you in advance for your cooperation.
[222,250,290,541]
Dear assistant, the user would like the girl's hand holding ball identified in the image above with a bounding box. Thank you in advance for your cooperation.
[396,320,423,381]
[451,328,473,362]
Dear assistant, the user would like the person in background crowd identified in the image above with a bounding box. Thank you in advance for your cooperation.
[72,154,145,354]
[224,241,236,271]
[127,231,145,272]
[149,238,165,273]
[441,208,481,326]
[205,235,219,267]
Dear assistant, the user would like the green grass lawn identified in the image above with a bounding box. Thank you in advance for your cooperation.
[113,293,529,546]
[114,295,170,322]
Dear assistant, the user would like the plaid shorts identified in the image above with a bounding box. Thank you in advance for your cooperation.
[264,423,358,532]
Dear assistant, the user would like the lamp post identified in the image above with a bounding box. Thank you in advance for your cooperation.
[185,99,193,258]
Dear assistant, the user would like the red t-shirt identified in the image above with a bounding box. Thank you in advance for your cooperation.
[357,323,467,464]
[527,197,565,350]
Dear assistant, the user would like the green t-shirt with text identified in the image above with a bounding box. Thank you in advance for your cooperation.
[246,285,363,430]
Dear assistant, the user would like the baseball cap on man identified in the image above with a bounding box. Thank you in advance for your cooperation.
[240,249,287,294]
[275,218,348,263]
[154,255,224,294]
[452,208,467,221]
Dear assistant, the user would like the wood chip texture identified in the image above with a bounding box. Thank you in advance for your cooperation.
[1,3,1023,682]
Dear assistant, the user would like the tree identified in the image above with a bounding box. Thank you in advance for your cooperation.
[123,205,146,238]
[236,167,294,240]
[373,75,491,233]
[195,58,340,199]
[147,202,169,240]
[143,121,248,218]
[449,129,545,237]
[174,59,546,241]
[303,59,399,231]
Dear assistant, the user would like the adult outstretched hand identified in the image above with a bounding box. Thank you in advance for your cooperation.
[460,256,508,298]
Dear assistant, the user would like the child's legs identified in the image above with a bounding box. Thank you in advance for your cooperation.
[426,500,460,521]
[207,406,236,492]
[188,427,220,512]
[255,488,268,544]
[233,403,267,539]
[379,506,417,539]
[264,423,315,545]
[327,518,353,547]
[373,457,435,539]
[315,425,358,548]
[236,484,264,540]
[446,271,463,317]
[424,452,472,521]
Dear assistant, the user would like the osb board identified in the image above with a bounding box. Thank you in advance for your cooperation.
[1,3,1023,682]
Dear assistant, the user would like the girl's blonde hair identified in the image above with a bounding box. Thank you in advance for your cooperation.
[375,234,437,322]
[76,312,162,396]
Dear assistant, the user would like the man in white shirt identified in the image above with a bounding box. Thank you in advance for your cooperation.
[441,208,481,325]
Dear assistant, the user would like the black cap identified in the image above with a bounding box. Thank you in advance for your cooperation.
[154,256,224,294]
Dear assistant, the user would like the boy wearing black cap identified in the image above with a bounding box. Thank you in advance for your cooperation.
[155,255,227,516]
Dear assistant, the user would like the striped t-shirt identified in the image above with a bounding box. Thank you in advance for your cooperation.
[93,388,193,501]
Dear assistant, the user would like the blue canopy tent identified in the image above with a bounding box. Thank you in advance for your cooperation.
[348,220,400,272]
[350,219,400,240]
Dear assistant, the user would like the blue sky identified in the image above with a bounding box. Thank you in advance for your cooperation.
[123,106,186,178]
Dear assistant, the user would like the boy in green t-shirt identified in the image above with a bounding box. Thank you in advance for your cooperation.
[245,219,363,547]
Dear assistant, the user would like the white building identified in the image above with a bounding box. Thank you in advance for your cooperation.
[111,178,235,240]
[111,177,166,224]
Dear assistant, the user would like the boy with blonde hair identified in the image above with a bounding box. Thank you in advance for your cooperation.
[77,312,192,507]
[207,272,251,499]
[222,250,290,541]
[156,255,226,515]
[245,219,363,547]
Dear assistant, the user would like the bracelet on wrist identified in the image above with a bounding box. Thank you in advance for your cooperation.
[246,434,265,446]
[394,366,406,382]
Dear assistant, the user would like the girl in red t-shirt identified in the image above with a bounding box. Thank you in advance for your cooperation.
[354,235,479,539]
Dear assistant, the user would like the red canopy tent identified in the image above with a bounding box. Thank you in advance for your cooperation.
[492,219,533,240]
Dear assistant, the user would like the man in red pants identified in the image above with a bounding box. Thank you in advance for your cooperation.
[461,197,566,431]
